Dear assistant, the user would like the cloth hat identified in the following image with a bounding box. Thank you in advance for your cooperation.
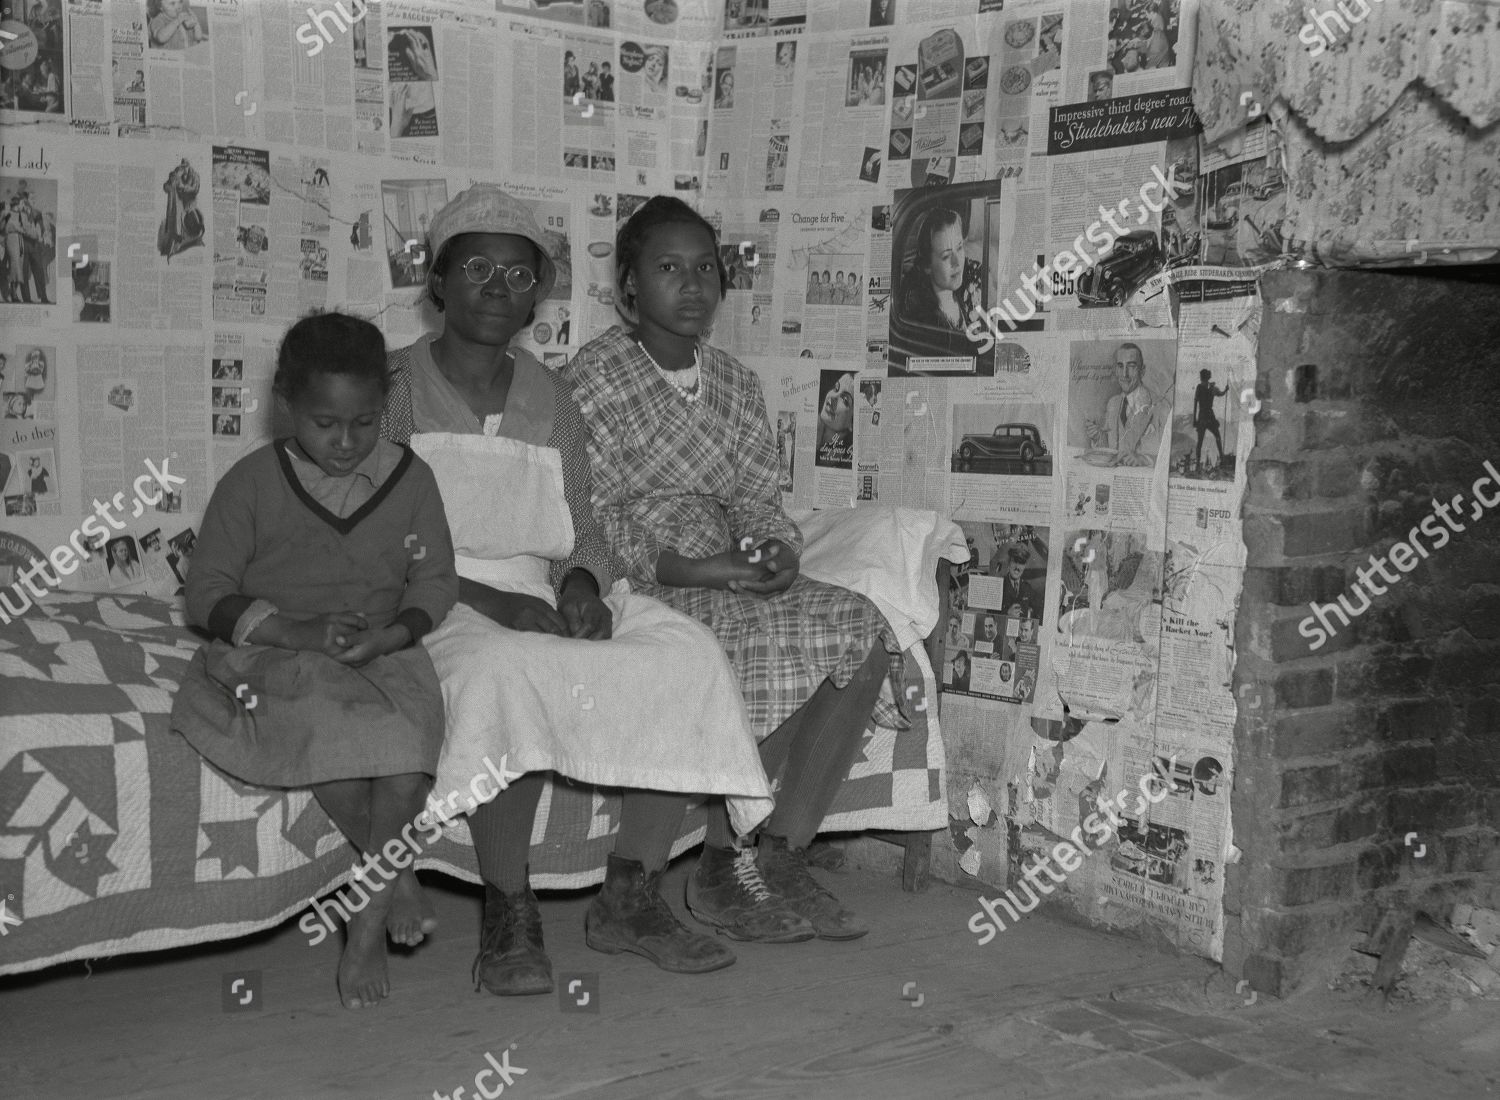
[426,184,556,300]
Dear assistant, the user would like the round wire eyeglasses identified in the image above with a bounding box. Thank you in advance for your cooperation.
[457,256,539,293]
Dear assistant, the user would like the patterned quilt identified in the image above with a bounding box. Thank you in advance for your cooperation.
[0,593,946,976]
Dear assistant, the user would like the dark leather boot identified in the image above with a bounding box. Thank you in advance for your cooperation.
[473,878,553,996]
[585,853,736,973]
[687,843,815,942]
[757,833,869,940]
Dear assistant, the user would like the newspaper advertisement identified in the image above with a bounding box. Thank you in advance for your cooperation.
[1,340,60,519]
[773,201,869,360]
[210,144,270,320]
[1016,712,1226,957]
[943,521,1048,706]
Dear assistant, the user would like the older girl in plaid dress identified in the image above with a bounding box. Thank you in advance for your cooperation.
[566,196,906,943]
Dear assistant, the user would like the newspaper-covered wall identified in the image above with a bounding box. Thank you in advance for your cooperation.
[0,0,1258,960]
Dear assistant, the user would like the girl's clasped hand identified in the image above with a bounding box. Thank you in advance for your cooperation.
[717,537,799,594]
[261,610,411,666]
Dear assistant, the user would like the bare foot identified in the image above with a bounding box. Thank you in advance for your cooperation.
[337,906,390,1009]
[386,867,437,947]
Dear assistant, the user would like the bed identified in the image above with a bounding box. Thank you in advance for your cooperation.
[0,506,965,976]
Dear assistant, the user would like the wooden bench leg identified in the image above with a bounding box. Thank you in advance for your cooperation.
[868,829,934,891]
[900,830,932,892]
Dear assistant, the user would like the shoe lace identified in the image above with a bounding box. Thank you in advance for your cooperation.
[731,847,776,904]
[508,892,543,943]
[636,870,683,934]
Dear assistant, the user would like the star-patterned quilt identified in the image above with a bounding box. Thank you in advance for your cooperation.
[0,593,946,976]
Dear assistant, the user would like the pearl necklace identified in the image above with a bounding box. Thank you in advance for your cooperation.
[637,338,701,404]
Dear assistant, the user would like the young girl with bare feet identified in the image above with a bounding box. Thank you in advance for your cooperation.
[172,312,458,1009]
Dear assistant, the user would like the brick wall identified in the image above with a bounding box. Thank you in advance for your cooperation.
[1227,268,1500,996]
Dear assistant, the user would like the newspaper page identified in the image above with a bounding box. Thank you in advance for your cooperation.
[1,339,61,520]
[761,365,817,514]
[503,18,697,193]
[700,201,778,354]
[791,30,892,194]
[773,201,870,360]
[702,34,804,199]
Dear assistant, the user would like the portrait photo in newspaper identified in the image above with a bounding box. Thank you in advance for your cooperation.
[713,46,735,108]
[774,40,796,83]
[889,181,1041,376]
[1068,338,1176,470]
[814,369,855,470]
[846,49,887,108]
[147,0,208,54]
[104,534,145,588]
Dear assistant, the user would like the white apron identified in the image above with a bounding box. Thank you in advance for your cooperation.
[412,431,772,836]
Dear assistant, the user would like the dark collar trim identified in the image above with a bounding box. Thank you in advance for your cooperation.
[273,440,414,535]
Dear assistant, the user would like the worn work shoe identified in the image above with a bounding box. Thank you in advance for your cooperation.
[757,833,870,941]
[686,844,816,942]
[585,853,736,973]
[473,880,553,996]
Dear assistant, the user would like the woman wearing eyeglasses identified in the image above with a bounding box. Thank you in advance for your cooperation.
[381,186,771,999]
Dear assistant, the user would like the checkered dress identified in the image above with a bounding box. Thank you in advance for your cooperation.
[382,341,616,598]
[564,327,905,739]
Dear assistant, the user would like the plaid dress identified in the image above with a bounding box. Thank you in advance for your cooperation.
[564,326,905,740]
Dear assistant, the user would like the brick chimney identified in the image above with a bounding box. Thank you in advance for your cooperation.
[1226,268,1500,995]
